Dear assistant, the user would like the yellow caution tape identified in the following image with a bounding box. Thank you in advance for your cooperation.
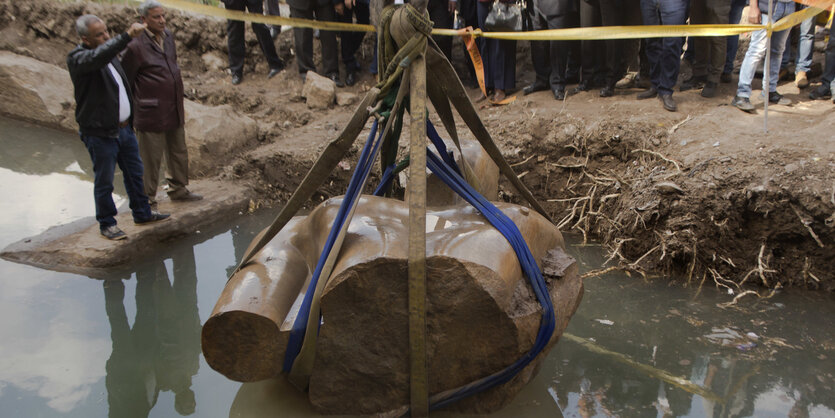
[157,0,834,40]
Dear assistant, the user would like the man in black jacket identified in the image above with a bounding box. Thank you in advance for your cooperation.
[67,14,169,241]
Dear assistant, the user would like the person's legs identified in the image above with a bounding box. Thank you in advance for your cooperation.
[705,0,729,84]
[245,0,283,71]
[494,39,516,91]
[225,0,246,78]
[165,126,190,196]
[136,130,164,203]
[429,0,454,60]
[476,1,494,90]
[766,3,795,93]
[823,33,835,88]
[690,0,709,80]
[640,0,662,91]
[528,12,552,89]
[724,0,746,76]
[314,3,339,77]
[599,0,625,88]
[737,27,769,98]
[795,13,814,74]
[115,127,152,222]
[291,6,316,75]
[579,0,602,88]
[548,13,574,93]
[265,0,281,35]
[656,0,686,95]
[82,134,119,229]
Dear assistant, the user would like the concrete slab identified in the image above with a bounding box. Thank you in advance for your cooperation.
[1,179,253,276]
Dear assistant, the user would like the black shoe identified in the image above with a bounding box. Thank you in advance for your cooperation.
[720,72,733,83]
[731,95,755,113]
[700,81,717,98]
[809,86,832,100]
[523,81,549,95]
[268,65,284,79]
[768,91,791,105]
[636,87,657,100]
[135,211,170,225]
[659,93,677,112]
[169,191,203,202]
[231,74,242,85]
[572,81,590,95]
[328,73,344,88]
[599,85,614,97]
[300,72,307,82]
[101,225,127,241]
[680,76,706,92]
[345,71,356,87]
[553,86,566,100]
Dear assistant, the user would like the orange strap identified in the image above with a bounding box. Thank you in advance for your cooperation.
[461,29,516,106]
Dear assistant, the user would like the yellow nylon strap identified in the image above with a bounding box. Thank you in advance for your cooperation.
[773,0,833,31]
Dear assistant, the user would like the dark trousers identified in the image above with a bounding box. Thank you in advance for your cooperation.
[822,32,835,89]
[291,4,338,76]
[81,127,152,229]
[265,0,281,30]
[459,0,479,82]
[640,0,687,95]
[477,2,517,90]
[337,2,370,72]
[429,0,455,60]
[724,0,747,74]
[690,0,730,83]
[530,11,577,89]
[226,0,283,76]
[579,0,625,87]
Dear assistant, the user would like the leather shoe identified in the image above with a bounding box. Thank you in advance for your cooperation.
[345,71,356,87]
[700,81,717,98]
[599,85,614,97]
[658,93,677,112]
[268,65,284,79]
[328,73,344,88]
[808,85,831,100]
[523,82,548,95]
[231,74,242,85]
[636,87,657,100]
[731,95,755,113]
[553,87,566,101]
[571,81,590,95]
[135,211,170,225]
[768,91,791,105]
[170,191,203,202]
[101,225,127,241]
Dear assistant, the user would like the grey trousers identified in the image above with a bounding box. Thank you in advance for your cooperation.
[137,126,190,202]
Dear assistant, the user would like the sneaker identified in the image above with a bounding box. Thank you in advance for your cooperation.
[615,72,637,89]
[731,95,755,113]
[680,76,706,92]
[101,225,127,241]
[768,91,791,105]
[700,81,717,98]
[809,85,831,100]
[720,72,733,83]
[636,87,657,100]
[795,71,809,89]
[135,211,171,225]
[169,191,203,202]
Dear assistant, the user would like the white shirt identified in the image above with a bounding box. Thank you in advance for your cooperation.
[107,63,131,123]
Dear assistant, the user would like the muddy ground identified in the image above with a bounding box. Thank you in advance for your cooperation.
[2,0,833,292]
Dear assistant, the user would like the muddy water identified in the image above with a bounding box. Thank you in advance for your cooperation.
[1,116,833,418]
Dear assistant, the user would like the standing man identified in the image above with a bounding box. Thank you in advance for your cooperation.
[289,0,342,86]
[730,0,795,112]
[336,0,371,86]
[67,15,169,241]
[637,0,688,112]
[680,0,730,98]
[122,0,203,207]
[523,0,579,100]
[222,0,286,85]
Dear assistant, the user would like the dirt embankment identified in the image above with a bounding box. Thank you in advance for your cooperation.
[2,0,833,291]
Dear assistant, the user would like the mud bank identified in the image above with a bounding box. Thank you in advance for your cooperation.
[1,0,832,290]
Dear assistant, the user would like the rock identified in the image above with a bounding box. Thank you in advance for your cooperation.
[202,196,583,414]
[301,72,335,110]
[184,99,258,175]
[335,92,358,107]
[0,51,77,131]
[201,52,226,72]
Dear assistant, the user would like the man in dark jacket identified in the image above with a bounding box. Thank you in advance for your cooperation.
[289,0,342,86]
[67,14,169,241]
[122,0,203,206]
[222,0,286,85]
[523,0,579,100]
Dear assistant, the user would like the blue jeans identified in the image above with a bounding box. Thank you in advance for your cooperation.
[780,5,814,74]
[736,2,795,98]
[81,127,152,229]
[724,0,747,74]
[822,32,835,93]
[640,0,688,95]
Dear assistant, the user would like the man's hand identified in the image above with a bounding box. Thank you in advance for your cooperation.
[127,22,147,38]
[335,2,345,15]
[748,5,761,24]
[448,0,457,15]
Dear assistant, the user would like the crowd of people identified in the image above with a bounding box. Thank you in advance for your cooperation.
[66,0,833,239]
[225,0,834,113]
